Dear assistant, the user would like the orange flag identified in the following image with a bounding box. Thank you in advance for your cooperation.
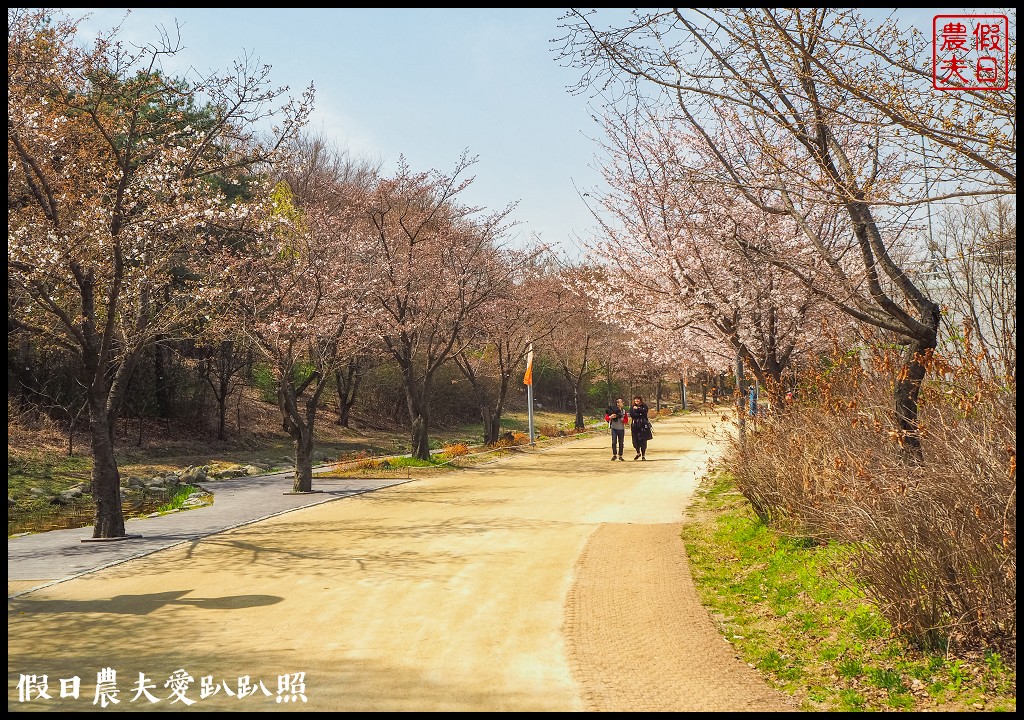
[523,346,534,386]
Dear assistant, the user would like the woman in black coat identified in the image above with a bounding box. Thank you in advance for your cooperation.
[628,395,652,460]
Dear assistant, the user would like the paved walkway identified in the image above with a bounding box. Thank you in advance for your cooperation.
[8,414,799,712]
[8,470,411,597]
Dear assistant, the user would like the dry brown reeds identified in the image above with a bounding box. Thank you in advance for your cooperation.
[723,343,1016,657]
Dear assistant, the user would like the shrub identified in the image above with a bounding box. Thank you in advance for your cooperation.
[438,442,471,459]
[722,342,1016,656]
[489,432,529,448]
[537,424,560,438]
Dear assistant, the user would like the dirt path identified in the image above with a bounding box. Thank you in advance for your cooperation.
[7,412,798,712]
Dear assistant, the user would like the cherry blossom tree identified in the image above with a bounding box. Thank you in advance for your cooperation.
[277,135,382,434]
[559,8,956,450]
[547,264,616,430]
[453,251,563,444]
[7,9,311,536]
[227,158,374,492]
[791,10,1015,199]
[588,323,636,406]
[357,153,518,459]
[579,107,840,410]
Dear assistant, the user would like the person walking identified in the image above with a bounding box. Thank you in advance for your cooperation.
[628,395,652,460]
[604,397,628,461]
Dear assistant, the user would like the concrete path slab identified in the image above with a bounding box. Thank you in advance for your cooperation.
[9,470,410,595]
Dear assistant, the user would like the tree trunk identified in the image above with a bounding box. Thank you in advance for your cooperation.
[896,339,936,455]
[85,345,144,539]
[411,415,430,460]
[278,370,327,493]
[480,404,495,445]
[573,384,585,430]
[844,200,941,455]
[491,379,508,445]
[215,342,232,441]
[488,414,502,446]
[334,362,362,428]
[292,424,314,493]
[89,401,125,538]
[402,369,434,460]
[16,337,35,413]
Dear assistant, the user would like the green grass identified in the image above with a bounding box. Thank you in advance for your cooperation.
[681,471,1017,713]
[383,456,438,468]
[153,484,208,514]
[8,452,92,499]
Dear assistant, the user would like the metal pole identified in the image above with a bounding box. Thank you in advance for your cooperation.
[527,382,535,445]
[735,352,745,441]
[525,342,536,445]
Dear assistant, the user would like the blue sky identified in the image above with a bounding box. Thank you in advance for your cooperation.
[66,8,986,257]
[70,7,619,256]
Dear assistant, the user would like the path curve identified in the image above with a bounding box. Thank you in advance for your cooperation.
[7,412,798,712]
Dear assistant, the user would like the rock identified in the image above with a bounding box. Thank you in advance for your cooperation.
[211,467,245,479]
[180,466,208,484]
